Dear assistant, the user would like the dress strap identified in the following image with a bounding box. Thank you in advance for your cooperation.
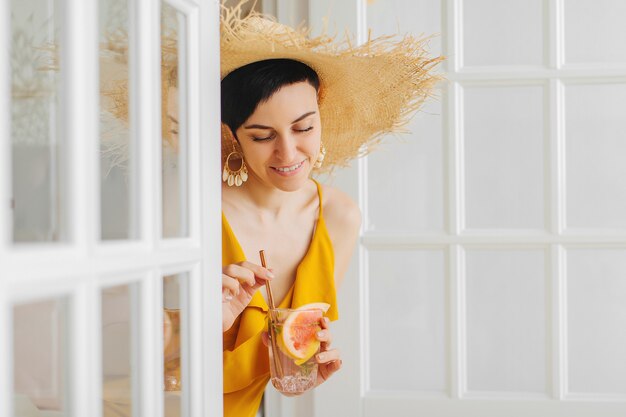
[312,178,323,217]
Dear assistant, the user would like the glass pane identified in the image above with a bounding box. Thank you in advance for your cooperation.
[163,272,188,416]
[13,298,67,416]
[100,0,136,240]
[11,0,64,242]
[102,284,136,417]
[161,3,189,238]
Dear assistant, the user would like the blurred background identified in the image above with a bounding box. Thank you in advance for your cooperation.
[3,0,626,416]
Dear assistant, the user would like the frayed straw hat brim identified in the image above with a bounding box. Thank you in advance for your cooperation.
[221,4,444,171]
[98,2,443,171]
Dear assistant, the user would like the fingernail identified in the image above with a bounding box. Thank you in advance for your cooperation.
[223,293,233,302]
[324,317,330,324]
[267,271,275,279]
[317,353,325,361]
[317,330,326,338]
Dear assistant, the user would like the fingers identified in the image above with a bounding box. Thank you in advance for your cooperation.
[222,264,256,286]
[317,317,332,348]
[313,319,342,384]
[316,327,332,349]
[316,348,340,364]
[316,348,343,382]
[321,358,343,376]
[223,262,274,286]
[222,262,274,303]
[222,274,239,302]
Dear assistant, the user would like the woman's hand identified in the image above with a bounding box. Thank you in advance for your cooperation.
[314,317,342,387]
[261,315,343,392]
[222,261,274,332]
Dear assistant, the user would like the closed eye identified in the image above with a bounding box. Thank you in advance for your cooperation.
[295,126,314,133]
[252,133,275,142]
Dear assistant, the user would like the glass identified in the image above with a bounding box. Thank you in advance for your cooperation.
[101,284,136,417]
[162,272,187,416]
[13,298,67,416]
[161,2,189,238]
[11,0,64,242]
[267,308,323,394]
[100,0,135,240]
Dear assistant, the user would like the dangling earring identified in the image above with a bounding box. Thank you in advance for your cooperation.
[314,142,326,169]
[222,145,248,187]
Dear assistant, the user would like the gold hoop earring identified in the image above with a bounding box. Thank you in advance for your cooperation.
[314,142,326,169]
[222,151,248,186]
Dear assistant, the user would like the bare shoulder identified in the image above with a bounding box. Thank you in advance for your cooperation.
[320,184,361,286]
[321,185,361,235]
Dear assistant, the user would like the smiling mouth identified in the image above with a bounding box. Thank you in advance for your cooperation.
[272,160,305,173]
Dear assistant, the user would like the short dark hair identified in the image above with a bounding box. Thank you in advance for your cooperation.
[221,59,320,137]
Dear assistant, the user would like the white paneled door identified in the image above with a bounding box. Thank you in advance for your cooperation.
[0,0,222,416]
[305,0,626,416]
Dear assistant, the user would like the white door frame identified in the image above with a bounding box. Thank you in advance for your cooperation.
[0,0,223,415]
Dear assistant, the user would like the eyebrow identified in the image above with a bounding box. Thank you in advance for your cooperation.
[243,111,316,130]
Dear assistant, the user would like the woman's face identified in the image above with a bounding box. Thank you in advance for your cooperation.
[234,81,322,192]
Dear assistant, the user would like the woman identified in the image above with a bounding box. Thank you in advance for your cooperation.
[218,5,442,416]
[220,58,358,415]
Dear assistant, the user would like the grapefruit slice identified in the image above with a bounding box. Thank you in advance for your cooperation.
[295,302,330,313]
[280,304,329,365]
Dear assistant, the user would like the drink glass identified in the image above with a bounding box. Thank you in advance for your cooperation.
[268,307,322,394]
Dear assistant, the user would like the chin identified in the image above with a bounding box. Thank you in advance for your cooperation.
[272,175,310,192]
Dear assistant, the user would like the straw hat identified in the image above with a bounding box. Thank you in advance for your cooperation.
[220,2,444,171]
[101,1,443,171]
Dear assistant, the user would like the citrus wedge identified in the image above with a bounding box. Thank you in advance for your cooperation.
[295,302,330,313]
[280,306,327,365]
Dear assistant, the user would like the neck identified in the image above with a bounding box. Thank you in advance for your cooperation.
[227,176,314,218]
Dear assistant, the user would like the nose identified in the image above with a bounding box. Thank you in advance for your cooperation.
[274,134,297,163]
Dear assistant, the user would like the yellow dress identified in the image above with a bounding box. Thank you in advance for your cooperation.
[222,180,338,417]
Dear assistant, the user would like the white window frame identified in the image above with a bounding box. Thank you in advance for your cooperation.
[0,0,223,415]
